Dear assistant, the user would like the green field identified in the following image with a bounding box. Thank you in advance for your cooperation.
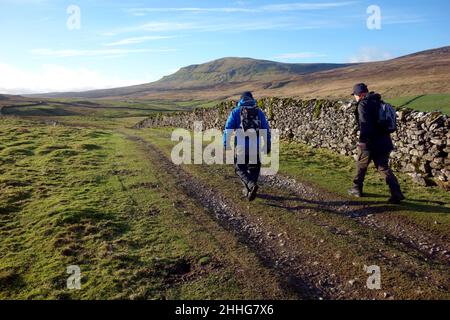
[140,127,450,232]
[126,127,450,299]
[1,94,449,119]
[387,93,450,115]
[0,118,287,299]
[1,98,449,299]
[0,99,220,118]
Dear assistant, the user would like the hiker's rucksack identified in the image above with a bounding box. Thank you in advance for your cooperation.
[377,102,397,134]
[240,107,261,132]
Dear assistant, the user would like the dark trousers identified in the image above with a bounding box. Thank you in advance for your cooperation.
[353,149,402,197]
[235,160,261,190]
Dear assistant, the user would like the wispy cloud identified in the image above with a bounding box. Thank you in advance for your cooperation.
[348,47,392,63]
[127,2,357,15]
[127,7,256,15]
[0,62,151,94]
[115,18,334,35]
[201,21,300,32]
[261,2,357,12]
[104,35,175,46]
[344,13,426,25]
[122,22,196,33]
[382,16,426,25]
[0,0,49,4]
[274,52,327,60]
[118,2,353,35]
[31,48,176,58]
[99,32,117,37]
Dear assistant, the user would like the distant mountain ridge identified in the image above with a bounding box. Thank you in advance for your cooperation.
[27,46,450,100]
[27,58,354,99]
[156,57,354,87]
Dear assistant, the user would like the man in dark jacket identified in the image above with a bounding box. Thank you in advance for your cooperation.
[224,92,271,201]
[348,83,405,204]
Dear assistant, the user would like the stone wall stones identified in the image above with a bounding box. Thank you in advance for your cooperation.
[135,98,450,190]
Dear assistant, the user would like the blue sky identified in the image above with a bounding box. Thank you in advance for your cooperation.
[0,0,449,94]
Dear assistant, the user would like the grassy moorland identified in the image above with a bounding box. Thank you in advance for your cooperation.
[387,93,450,115]
[30,47,450,102]
[0,118,288,299]
[137,127,450,235]
[126,127,449,299]
[0,99,219,118]
[0,95,449,299]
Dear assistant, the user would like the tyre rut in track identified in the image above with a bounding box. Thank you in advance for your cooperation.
[126,134,341,299]
[261,175,450,266]
[126,134,449,299]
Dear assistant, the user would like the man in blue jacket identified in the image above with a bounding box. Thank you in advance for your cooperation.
[224,92,271,201]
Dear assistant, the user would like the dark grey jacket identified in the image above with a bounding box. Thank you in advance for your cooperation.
[354,92,394,154]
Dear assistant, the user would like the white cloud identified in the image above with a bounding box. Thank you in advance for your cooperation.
[348,47,392,63]
[127,7,256,14]
[31,48,176,58]
[127,2,356,15]
[274,52,327,59]
[0,63,153,94]
[344,13,425,26]
[261,2,357,12]
[202,21,298,32]
[0,0,48,3]
[118,18,328,34]
[382,16,426,25]
[104,35,175,46]
[123,22,196,33]
[99,32,117,37]
[115,4,348,35]
[234,1,249,6]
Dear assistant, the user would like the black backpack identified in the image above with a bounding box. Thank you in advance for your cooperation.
[240,107,261,132]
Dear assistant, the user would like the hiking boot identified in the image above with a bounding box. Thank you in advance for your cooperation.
[247,184,259,202]
[347,187,362,198]
[388,194,405,204]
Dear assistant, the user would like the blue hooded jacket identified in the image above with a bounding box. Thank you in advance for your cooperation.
[223,98,271,154]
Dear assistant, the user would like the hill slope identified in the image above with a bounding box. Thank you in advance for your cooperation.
[27,58,354,100]
[28,46,450,100]
[156,57,353,87]
[276,46,450,99]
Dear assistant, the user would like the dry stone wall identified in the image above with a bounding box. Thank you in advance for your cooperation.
[135,98,450,190]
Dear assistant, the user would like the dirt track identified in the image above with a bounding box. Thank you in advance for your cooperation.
[261,175,450,265]
[126,133,450,300]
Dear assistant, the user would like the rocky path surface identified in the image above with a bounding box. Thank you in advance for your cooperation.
[125,133,449,300]
[261,175,450,265]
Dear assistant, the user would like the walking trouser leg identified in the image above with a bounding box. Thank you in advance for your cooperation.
[247,163,261,189]
[373,153,403,197]
[235,163,251,189]
[353,149,371,192]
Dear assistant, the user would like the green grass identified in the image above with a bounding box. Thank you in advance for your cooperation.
[138,127,450,232]
[1,99,221,118]
[130,127,450,299]
[280,142,450,230]
[386,93,450,115]
[0,118,286,299]
[1,110,448,299]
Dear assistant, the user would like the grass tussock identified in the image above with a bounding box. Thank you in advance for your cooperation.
[0,117,284,300]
